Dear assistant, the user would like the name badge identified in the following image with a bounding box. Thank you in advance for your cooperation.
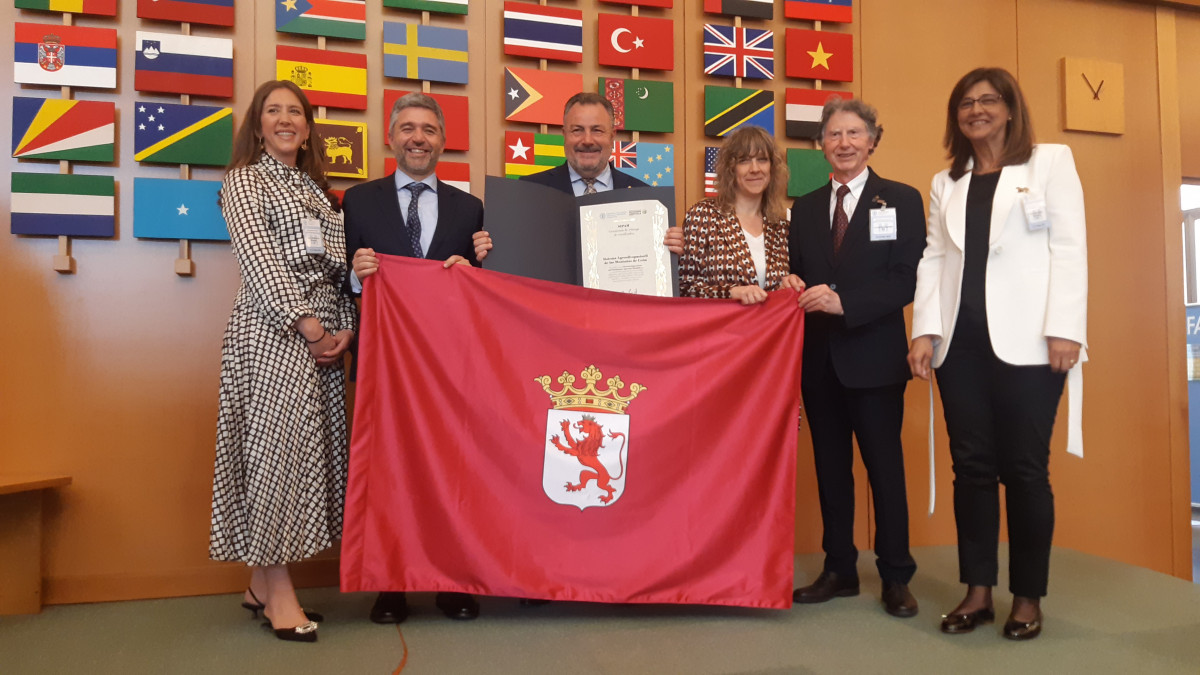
[869,207,898,241]
[301,217,326,255]
[1023,196,1050,231]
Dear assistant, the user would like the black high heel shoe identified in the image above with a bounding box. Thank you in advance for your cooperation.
[262,619,319,643]
[242,588,324,622]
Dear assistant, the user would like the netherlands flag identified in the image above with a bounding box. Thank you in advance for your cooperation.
[14,23,117,89]
[134,31,233,99]
[503,1,583,63]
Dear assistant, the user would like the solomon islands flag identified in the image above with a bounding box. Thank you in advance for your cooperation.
[134,101,232,166]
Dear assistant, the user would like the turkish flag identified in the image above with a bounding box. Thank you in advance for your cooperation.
[785,28,853,82]
[598,13,674,71]
[341,256,803,608]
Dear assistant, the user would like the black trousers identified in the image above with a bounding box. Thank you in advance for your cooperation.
[801,360,916,584]
[935,345,1065,598]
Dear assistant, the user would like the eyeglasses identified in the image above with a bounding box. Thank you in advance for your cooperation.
[822,128,867,143]
[958,94,1005,111]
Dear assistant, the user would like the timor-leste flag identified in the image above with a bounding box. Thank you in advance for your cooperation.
[277,45,368,110]
[313,118,367,180]
[277,0,366,41]
[16,0,116,15]
[504,67,581,126]
[599,77,673,133]
[15,23,117,89]
[135,31,234,98]
[384,0,468,14]
[598,13,674,71]
[785,0,852,23]
[705,85,774,137]
[340,255,804,607]
[384,90,469,151]
[787,147,832,198]
[134,101,232,166]
[12,97,114,162]
[786,28,853,82]
[786,88,852,140]
[137,0,235,27]
[504,130,564,178]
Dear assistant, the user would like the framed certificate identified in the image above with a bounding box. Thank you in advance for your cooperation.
[578,197,672,296]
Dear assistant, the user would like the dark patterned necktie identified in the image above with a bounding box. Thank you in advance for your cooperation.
[582,178,598,194]
[405,182,427,258]
[832,184,850,255]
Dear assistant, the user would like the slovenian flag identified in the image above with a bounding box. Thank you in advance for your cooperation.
[14,23,117,90]
[11,172,115,238]
[134,31,234,99]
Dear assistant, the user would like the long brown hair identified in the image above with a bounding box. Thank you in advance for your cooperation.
[713,126,789,223]
[944,67,1034,180]
[226,80,333,203]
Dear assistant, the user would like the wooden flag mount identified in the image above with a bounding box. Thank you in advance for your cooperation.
[54,14,77,274]
[175,24,197,276]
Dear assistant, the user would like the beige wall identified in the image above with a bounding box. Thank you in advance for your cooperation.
[0,0,1193,605]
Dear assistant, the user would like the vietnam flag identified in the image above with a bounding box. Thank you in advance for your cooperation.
[341,256,804,608]
[598,13,674,71]
[785,28,853,82]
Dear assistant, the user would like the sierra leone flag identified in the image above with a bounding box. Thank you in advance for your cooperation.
[11,172,115,237]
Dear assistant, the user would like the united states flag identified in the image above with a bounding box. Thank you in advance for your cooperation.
[703,24,774,80]
[611,141,637,169]
[704,146,720,197]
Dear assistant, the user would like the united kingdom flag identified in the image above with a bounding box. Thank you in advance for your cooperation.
[610,141,637,169]
[703,24,774,80]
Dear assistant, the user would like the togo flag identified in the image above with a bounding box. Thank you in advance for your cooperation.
[277,0,366,41]
[12,97,114,162]
[134,101,232,166]
[133,178,228,241]
[134,31,234,99]
[11,172,115,237]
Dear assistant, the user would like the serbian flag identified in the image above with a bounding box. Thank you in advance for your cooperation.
[341,256,804,608]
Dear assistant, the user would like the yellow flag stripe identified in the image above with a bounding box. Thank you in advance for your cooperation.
[16,99,78,155]
[534,144,564,158]
[134,108,232,161]
[383,24,469,82]
[712,102,774,136]
[505,163,553,177]
[276,60,367,96]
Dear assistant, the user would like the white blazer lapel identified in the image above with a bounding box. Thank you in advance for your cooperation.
[944,171,971,252]
[990,162,1031,245]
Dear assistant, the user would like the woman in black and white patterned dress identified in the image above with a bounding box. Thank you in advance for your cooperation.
[209,80,356,643]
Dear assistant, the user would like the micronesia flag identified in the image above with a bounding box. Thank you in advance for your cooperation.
[503,1,583,63]
[134,31,233,99]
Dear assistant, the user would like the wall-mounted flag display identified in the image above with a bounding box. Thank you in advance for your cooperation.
[11,172,114,237]
[786,28,853,82]
[787,147,832,198]
[383,22,469,84]
[384,158,470,193]
[384,0,468,14]
[504,130,563,178]
[383,90,469,151]
[785,0,852,23]
[12,97,114,162]
[785,88,852,139]
[704,146,719,197]
[704,0,772,20]
[15,23,117,89]
[135,31,234,98]
[599,77,673,133]
[277,45,368,110]
[133,177,228,240]
[597,13,673,71]
[599,0,672,7]
[504,66,581,125]
[703,24,774,80]
[134,102,232,166]
[16,0,116,15]
[704,85,773,137]
[313,118,367,180]
[137,0,235,26]
[503,1,583,63]
[277,0,366,41]
[615,141,673,187]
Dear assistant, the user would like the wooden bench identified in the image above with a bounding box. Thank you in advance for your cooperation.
[0,474,72,615]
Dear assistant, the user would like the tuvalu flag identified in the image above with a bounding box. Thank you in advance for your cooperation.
[599,77,673,133]
[786,28,853,82]
[11,172,114,237]
[14,22,117,89]
[16,0,116,15]
[137,0,235,27]
[705,85,774,137]
[704,0,773,20]
[504,130,563,178]
[785,88,852,140]
[615,141,674,188]
[384,90,469,151]
[134,101,232,166]
[313,118,367,180]
[598,13,674,71]
[503,1,583,63]
[135,31,234,98]
[504,67,580,126]
[384,0,468,14]
[384,158,470,193]
[785,0,853,23]
[277,45,368,110]
[787,147,832,198]
[132,177,228,240]
[340,255,803,607]
[277,0,366,41]
[383,22,469,85]
[12,97,114,162]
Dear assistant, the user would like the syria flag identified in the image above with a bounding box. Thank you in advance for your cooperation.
[598,13,674,71]
[341,256,803,608]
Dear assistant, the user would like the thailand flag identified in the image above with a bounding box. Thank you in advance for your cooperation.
[503,1,583,63]
[134,31,233,99]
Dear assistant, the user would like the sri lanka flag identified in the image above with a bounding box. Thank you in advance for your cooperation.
[134,31,234,99]
[14,22,117,89]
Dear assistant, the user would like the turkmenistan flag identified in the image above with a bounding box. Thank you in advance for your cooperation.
[384,0,468,15]
[704,85,773,137]
[11,172,114,237]
[599,77,673,133]
[787,148,831,198]
[133,101,232,166]
[277,0,366,41]
[504,131,564,179]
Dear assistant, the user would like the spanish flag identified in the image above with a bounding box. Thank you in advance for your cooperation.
[275,45,368,111]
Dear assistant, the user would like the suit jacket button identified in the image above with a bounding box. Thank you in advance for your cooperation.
[829,283,837,291]
[992,245,1003,255]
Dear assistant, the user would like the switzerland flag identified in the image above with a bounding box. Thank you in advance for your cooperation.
[597,14,674,71]
[341,256,803,608]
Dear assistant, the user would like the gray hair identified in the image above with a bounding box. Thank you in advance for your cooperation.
[562,91,615,127]
[816,97,883,149]
[388,92,445,136]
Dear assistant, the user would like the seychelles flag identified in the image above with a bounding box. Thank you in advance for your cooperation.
[134,31,234,99]
[12,97,114,162]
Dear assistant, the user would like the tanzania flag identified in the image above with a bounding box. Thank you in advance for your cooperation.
[16,0,116,15]
[12,97,114,162]
[383,22,469,85]
[14,22,117,89]
[384,0,468,14]
[785,28,853,82]
[11,172,114,237]
[134,31,234,98]
[599,77,673,133]
[785,88,852,140]
[785,0,852,23]
[340,256,803,607]
[313,118,367,180]
[787,147,832,198]
[277,45,368,110]
[504,67,581,125]
[134,101,232,166]
[616,142,674,187]
[504,131,564,178]
[704,85,774,137]
[703,0,772,20]
[277,0,366,41]
[384,90,469,151]
[137,0,235,26]
[132,178,227,241]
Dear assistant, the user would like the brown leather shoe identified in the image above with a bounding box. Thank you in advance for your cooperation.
[940,607,995,634]
[881,582,918,618]
[1003,608,1043,640]
[793,571,860,604]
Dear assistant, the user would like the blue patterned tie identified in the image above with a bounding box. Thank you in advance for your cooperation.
[405,182,427,258]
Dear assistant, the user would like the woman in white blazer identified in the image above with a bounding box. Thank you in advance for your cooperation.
[907,68,1087,641]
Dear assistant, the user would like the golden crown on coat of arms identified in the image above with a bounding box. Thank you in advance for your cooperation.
[535,365,645,414]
